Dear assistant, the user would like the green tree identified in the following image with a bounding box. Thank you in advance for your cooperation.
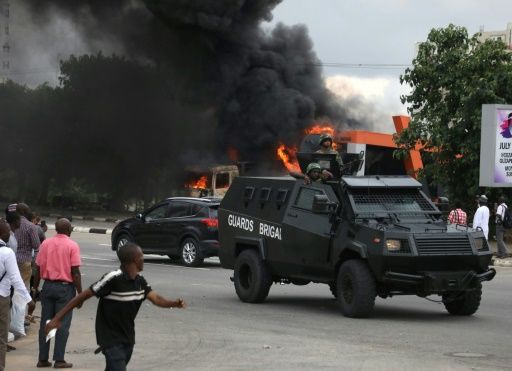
[396,24,512,208]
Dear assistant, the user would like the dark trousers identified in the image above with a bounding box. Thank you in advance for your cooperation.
[0,295,10,371]
[38,281,75,361]
[496,224,509,257]
[103,343,134,371]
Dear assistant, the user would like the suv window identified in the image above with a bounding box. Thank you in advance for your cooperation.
[145,204,168,221]
[209,206,219,218]
[215,173,230,189]
[294,187,323,210]
[168,201,192,218]
[190,204,203,216]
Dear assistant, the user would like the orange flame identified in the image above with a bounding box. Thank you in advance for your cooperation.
[305,123,337,149]
[276,122,339,172]
[305,124,335,136]
[277,144,301,172]
[185,175,208,189]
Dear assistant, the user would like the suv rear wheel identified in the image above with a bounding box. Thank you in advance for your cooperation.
[336,260,376,318]
[442,283,482,316]
[115,234,132,251]
[234,250,272,303]
[180,238,204,267]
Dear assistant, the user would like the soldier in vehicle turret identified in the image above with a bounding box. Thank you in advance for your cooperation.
[289,163,333,184]
[316,133,343,167]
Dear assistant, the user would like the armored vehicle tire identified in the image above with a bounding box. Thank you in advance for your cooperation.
[115,234,132,251]
[442,283,482,316]
[180,238,204,267]
[234,249,272,303]
[336,260,377,318]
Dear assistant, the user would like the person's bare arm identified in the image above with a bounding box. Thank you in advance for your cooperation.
[45,289,95,335]
[29,226,41,259]
[33,265,41,297]
[321,169,333,180]
[71,266,82,294]
[289,171,311,184]
[71,266,83,308]
[146,291,186,309]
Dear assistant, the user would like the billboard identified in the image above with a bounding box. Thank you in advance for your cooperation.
[480,104,512,187]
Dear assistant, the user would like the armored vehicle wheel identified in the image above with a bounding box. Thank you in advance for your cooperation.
[234,250,272,303]
[180,238,204,267]
[328,282,338,298]
[442,283,482,316]
[336,260,376,318]
[115,234,132,251]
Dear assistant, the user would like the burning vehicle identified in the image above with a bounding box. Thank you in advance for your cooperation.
[184,165,239,198]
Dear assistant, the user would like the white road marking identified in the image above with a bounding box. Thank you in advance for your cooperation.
[83,263,117,268]
[99,244,111,247]
[82,256,115,261]
[143,262,210,271]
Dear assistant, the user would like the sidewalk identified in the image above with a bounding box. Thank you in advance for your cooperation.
[8,309,105,370]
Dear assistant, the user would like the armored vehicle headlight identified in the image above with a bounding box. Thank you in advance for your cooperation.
[474,238,487,250]
[385,239,402,251]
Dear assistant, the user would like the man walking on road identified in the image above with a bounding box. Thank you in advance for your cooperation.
[0,220,34,371]
[495,196,510,259]
[46,242,186,371]
[33,219,82,369]
[473,195,490,240]
[14,203,41,289]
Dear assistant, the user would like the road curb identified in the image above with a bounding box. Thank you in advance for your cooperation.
[493,258,512,267]
[48,225,113,235]
[43,213,120,223]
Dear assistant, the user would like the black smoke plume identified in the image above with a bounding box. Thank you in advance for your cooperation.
[21,0,367,166]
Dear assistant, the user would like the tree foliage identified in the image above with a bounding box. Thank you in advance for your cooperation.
[396,24,512,207]
[0,54,217,210]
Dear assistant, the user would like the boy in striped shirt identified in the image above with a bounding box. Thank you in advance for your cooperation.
[45,243,186,370]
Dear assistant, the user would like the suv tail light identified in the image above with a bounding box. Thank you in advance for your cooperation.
[201,218,218,228]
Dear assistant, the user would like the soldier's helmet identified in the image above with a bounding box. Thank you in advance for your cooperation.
[319,133,333,145]
[306,162,322,175]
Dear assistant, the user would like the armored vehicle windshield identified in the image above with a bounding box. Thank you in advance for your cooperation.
[342,176,440,220]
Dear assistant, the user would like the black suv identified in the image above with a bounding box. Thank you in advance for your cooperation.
[112,197,220,267]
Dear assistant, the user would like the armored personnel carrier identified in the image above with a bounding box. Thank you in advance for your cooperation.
[218,156,495,317]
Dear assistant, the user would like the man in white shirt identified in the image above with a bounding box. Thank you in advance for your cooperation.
[0,220,33,371]
[495,196,510,259]
[473,195,490,240]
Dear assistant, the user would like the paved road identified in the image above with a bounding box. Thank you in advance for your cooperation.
[11,232,512,370]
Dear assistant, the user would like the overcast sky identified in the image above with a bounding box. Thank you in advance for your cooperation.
[268,0,512,131]
[5,1,511,133]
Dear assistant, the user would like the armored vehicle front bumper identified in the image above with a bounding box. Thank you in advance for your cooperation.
[383,268,496,293]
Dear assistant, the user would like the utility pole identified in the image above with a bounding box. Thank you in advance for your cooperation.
[0,0,11,83]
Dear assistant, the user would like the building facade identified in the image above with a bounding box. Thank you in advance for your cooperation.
[478,22,512,50]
